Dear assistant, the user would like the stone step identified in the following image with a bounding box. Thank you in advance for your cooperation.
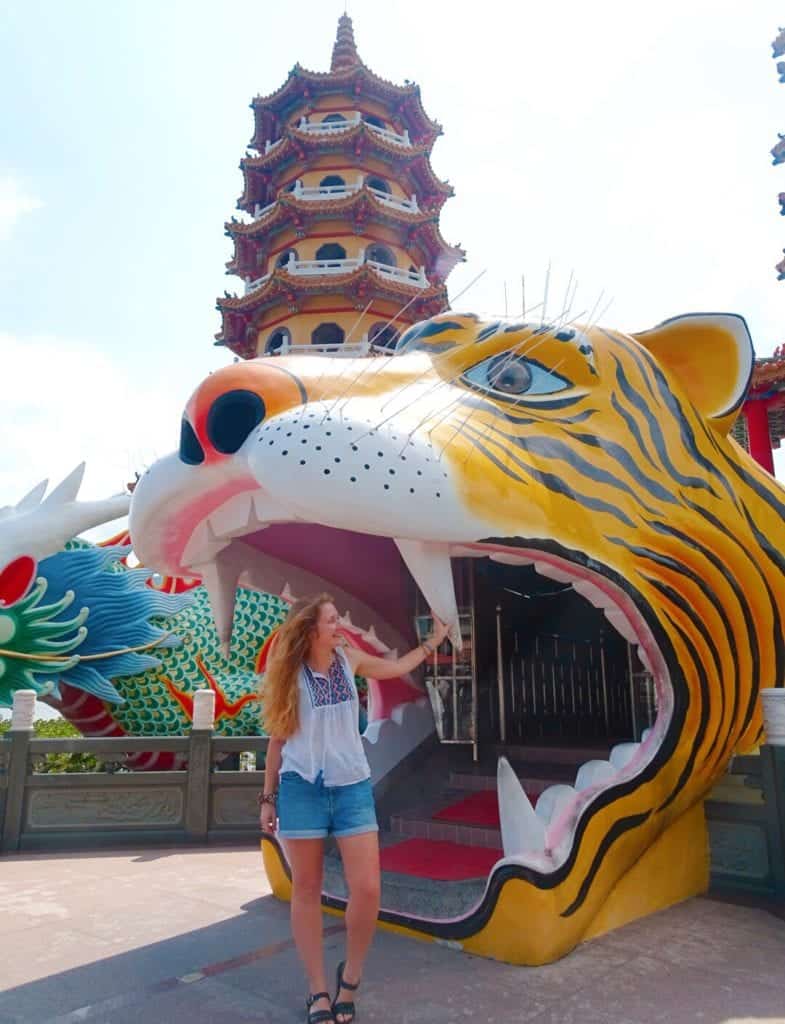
[323,833,490,919]
[448,766,573,794]
[389,811,502,850]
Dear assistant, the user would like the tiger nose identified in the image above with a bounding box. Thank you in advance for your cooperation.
[179,390,267,465]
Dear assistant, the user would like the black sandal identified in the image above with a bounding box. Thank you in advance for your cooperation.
[332,961,361,1023]
[306,991,335,1024]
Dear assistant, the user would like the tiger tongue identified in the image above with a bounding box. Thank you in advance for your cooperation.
[394,539,462,649]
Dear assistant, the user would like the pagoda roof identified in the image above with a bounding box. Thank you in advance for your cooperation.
[227,188,436,239]
[243,123,433,174]
[226,193,464,281]
[750,352,785,393]
[250,17,441,145]
[217,263,448,315]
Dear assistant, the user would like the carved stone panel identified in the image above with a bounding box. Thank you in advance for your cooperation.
[708,820,770,880]
[211,786,259,826]
[27,787,184,829]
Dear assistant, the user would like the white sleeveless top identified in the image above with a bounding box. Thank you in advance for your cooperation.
[279,647,370,787]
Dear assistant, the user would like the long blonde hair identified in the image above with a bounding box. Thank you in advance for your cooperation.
[261,593,334,739]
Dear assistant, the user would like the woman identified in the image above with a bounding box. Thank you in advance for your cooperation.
[259,593,449,1024]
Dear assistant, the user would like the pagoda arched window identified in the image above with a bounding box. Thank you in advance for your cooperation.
[366,176,391,195]
[311,323,345,348]
[319,174,346,191]
[369,322,400,351]
[366,244,396,267]
[276,249,298,269]
[322,113,348,124]
[364,114,385,129]
[265,328,291,356]
[315,242,347,264]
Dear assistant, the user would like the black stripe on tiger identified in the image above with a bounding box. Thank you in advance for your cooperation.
[610,356,717,496]
[462,423,638,527]
[609,329,745,512]
[567,432,679,505]
[473,427,662,518]
[645,519,759,748]
[610,392,662,474]
[656,610,712,812]
[457,393,599,427]
[560,812,652,918]
[684,496,785,730]
[608,537,728,765]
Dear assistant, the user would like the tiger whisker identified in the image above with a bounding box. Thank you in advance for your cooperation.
[318,292,423,425]
[298,299,374,422]
[326,268,488,424]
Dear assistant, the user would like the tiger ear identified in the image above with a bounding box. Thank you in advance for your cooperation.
[631,313,754,435]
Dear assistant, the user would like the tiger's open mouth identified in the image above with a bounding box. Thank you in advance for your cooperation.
[138,473,675,902]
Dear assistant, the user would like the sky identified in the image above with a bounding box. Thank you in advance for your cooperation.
[1,0,784,528]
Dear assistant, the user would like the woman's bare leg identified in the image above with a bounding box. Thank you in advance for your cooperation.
[286,838,330,1015]
[334,831,381,1021]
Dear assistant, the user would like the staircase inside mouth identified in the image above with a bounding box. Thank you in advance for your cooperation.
[322,742,610,920]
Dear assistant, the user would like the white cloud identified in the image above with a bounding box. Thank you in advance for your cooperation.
[0,176,42,240]
[0,331,185,541]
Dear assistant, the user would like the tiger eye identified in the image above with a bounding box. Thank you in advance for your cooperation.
[488,357,532,394]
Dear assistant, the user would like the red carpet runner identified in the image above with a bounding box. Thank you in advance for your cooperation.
[432,788,538,828]
[379,838,502,881]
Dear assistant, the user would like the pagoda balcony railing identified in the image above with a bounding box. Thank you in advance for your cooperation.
[261,333,398,359]
[366,259,428,287]
[288,256,363,276]
[295,114,411,147]
[250,182,418,220]
[244,254,429,294]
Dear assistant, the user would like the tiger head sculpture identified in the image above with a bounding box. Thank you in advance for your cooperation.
[130,311,785,965]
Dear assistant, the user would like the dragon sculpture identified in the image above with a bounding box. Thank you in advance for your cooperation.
[127,309,785,965]
[0,467,413,770]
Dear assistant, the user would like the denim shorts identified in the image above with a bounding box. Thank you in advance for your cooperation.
[277,770,378,839]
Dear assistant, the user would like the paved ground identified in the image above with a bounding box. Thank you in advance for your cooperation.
[1,844,784,1024]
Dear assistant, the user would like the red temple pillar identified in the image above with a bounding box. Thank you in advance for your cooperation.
[744,398,775,474]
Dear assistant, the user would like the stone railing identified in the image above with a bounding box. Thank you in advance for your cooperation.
[0,691,268,852]
[704,746,785,901]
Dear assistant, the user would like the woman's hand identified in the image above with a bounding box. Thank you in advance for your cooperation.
[429,612,450,647]
[260,802,277,834]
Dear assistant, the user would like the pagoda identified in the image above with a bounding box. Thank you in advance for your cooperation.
[216,15,464,359]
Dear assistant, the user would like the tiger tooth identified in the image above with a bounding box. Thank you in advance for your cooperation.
[181,521,230,567]
[574,759,617,791]
[637,645,654,673]
[490,552,533,566]
[394,538,462,648]
[207,493,256,540]
[342,610,353,627]
[497,756,547,856]
[534,784,577,825]
[603,607,637,643]
[533,561,574,584]
[193,546,246,655]
[609,742,640,771]
[573,579,613,610]
[281,582,294,601]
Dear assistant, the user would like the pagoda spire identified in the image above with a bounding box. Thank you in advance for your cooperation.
[331,13,361,71]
